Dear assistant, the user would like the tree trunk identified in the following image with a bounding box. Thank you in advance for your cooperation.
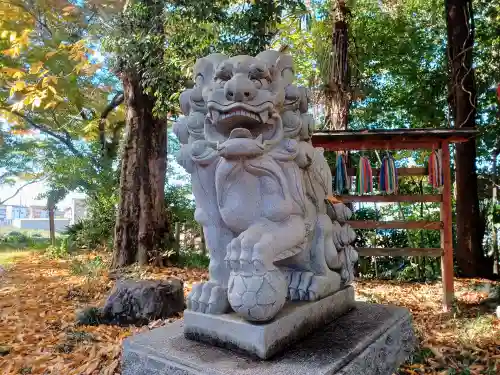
[112,71,168,268]
[325,1,350,131]
[492,149,499,275]
[48,205,55,246]
[445,0,488,277]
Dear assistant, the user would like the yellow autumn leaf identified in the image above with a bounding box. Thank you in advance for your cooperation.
[10,80,26,96]
[62,5,76,12]
[9,31,17,42]
[13,71,25,79]
[29,62,44,74]
[1,30,8,38]
[1,67,25,78]
[17,29,30,46]
[44,101,58,110]
[3,46,20,57]
[11,100,25,111]
[45,51,57,59]
[47,85,57,95]
[37,69,49,77]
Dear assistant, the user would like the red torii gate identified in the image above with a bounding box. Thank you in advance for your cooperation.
[311,128,478,311]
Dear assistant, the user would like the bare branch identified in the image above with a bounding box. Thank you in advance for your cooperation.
[0,178,44,205]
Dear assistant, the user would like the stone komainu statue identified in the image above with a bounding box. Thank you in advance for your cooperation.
[173,51,358,322]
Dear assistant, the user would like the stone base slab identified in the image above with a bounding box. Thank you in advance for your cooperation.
[123,302,417,375]
[184,286,355,359]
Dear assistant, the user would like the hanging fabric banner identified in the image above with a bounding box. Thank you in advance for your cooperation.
[356,156,373,194]
[335,154,349,194]
[428,149,444,188]
[379,155,398,194]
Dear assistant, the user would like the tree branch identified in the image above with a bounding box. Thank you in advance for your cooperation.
[7,109,99,168]
[11,110,85,157]
[0,178,44,205]
[99,92,124,158]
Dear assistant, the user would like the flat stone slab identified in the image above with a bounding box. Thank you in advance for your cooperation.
[184,286,355,359]
[123,302,416,375]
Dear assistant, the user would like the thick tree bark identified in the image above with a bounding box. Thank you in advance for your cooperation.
[446,0,489,277]
[112,71,168,268]
[325,1,350,131]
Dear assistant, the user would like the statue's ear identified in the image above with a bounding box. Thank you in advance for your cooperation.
[179,89,192,116]
[276,54,295,85]
[193,57,214,87]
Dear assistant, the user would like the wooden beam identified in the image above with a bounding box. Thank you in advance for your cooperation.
[313,139,440,151]
[358,247,443,257]
[332,167,428,177]
[346,220,443,230]
[440,141,454,312]
[335,194,442,203]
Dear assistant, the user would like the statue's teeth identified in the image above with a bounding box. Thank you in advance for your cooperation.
[212,110,220,121]
[259,111,269,124]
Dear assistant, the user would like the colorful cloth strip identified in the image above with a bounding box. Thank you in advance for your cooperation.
[356,156,373,194]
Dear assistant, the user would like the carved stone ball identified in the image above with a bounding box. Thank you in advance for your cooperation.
[228,270,287,322]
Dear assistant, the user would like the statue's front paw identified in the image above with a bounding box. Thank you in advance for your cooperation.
[186,282,230,314]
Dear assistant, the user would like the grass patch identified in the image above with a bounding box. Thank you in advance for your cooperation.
[177,251,209,269]
[0,248,32,267]
[455,314,497,346]
[69,256,106,277]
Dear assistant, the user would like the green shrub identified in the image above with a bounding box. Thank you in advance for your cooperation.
[3,231,29,243]
[69,256,105,277]
[177,250,209,269]
[64,194,117,250]
[45,244,68,259]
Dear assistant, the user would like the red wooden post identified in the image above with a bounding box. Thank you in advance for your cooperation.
[440,141,454,311]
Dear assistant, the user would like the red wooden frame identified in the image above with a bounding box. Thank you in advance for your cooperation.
[312,128,477,311]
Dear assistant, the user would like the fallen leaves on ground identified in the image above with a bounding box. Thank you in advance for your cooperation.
[0,252,498,374]
[0,252,203,375]
[357,280,500,374]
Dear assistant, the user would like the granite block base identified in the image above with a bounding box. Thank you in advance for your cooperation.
[184,286,355,359]
[123,302,417,375]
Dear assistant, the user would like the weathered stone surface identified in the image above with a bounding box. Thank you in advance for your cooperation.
[123,302,416,375]
[174,51,358,323]
[101,279,184,325]
[184,286,354,359]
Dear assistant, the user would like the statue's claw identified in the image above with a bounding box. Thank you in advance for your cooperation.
[225,231,273,274]
[285,271,341,302]
[186,282,230,314]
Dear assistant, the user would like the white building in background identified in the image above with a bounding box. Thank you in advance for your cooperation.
[28,205,49,219]
[6,205,29,220]
[12,218,70,232]
[62,198,87,225]
[0,205,7,225]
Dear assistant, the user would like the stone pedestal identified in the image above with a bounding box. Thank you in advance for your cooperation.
[185,286,355,359]
[123,302,416,375]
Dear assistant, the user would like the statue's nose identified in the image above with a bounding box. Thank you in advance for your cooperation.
[225,77,257,102]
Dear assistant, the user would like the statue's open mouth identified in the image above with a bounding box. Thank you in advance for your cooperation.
[205,101,283,158]
[207,101,275,142]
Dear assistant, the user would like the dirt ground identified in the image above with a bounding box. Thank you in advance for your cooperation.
[0,251,499,375]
